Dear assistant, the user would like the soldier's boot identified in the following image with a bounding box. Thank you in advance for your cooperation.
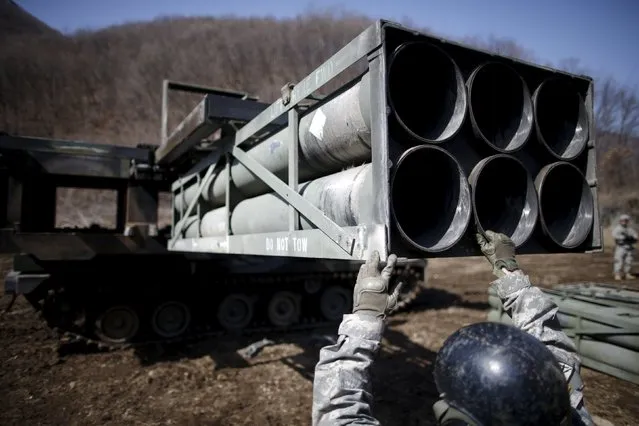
[614,273,623,281]
[625,273,636,280]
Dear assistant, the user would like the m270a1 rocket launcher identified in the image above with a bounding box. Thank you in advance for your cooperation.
[164,20,602,261]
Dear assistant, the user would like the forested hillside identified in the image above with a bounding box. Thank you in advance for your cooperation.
[0,8,374,144]
[1,2,637,220]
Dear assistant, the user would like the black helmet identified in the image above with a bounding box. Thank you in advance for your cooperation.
[433,322,571,426]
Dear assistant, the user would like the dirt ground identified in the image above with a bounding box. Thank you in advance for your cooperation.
[1,246,638,426]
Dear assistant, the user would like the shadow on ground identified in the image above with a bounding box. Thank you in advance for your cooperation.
[373,324,440,425]
[406,287,490,313]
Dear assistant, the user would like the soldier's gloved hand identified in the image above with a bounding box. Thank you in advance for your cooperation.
[476,230,520,278]
[352,251,404,319]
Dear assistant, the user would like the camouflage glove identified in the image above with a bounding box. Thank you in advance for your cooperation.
[475,230,519,278]
[353,251,404,319]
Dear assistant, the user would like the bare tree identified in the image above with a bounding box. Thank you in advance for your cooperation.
[617,87,639,145]
[462,35,537,61]
[556,57,587,74]
[595,79,639,191]
[596,77,621,135]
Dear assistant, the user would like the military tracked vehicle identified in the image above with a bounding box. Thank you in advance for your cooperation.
[0,108,425,346]
[3,20,601,347]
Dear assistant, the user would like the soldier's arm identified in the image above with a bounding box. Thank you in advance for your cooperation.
[312,252,401,426]
[312,314,383,426]
[493,270,595,426]
[476,231,595,426]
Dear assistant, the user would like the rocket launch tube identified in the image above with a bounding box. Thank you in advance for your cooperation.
[391,145,472,253]
[175,41,467,212]
[467,62,533,153]
[234,164,371,235]
[186,164,372,237]
[535,162,594,249]
[175,73,372,213]
[186,144,471,255]
[533,78,589,160]
[387,41,467,143]
[469,154,539,247]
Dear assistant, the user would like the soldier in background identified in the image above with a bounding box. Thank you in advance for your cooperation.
[612,214,637,280]
[312,230,594,426]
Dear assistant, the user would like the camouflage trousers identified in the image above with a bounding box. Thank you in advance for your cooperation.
[613,246,634,274]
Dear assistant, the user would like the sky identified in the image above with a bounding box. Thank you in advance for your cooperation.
[16,0,639,88]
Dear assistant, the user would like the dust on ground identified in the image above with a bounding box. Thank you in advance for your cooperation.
[0,248,638,426]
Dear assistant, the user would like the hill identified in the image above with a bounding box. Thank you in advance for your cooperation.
[0,0,60,37]
[0,11,375,145]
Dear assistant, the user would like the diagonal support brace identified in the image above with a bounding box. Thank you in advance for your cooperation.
[231,147,356,255]
[169,161,218,248]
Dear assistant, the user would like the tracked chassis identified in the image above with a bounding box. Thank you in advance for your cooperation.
[7,252,425,347]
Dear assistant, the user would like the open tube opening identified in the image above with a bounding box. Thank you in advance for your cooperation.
[535,162,594,248]
[468,62,533,152]
[533,78,589,160]
[388,42,467,143]
[391,145,471,252]
[469,155,538,247]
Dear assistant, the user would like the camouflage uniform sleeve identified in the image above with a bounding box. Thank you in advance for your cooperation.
[492,272,595,426]
[312,313,384,426]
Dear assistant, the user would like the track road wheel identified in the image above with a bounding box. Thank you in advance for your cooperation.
[151,301,191,338]
[217,294,254,331]
[95,305,140,344]
[304,279,322,295]
[320,286,352,321]
[267,291,300,327]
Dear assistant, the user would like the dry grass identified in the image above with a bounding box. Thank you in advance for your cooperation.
[53,188,173,230]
